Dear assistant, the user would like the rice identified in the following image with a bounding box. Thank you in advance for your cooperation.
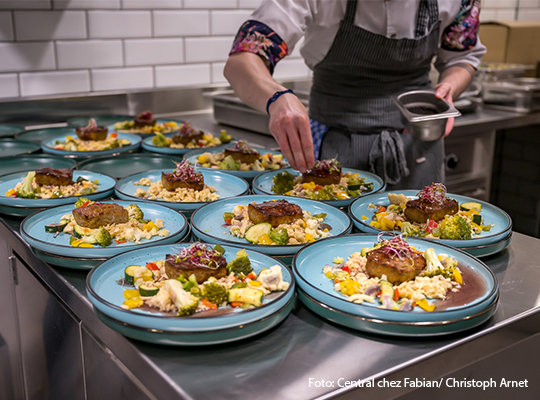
[133,180,219,202]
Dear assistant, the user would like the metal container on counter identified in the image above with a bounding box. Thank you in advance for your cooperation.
[391,90,460,141]
[482,77,540,113]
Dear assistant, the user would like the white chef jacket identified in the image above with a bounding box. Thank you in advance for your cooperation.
[250,0,486,72]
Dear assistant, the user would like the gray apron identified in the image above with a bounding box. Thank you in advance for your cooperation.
[309,0,444,189]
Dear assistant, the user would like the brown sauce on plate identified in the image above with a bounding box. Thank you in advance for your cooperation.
[432,264,488,311]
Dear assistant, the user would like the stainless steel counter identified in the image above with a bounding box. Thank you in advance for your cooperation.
[2,214,540,399]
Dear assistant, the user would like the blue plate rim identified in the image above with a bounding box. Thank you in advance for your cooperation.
[0,139,41,157]
[114,168,250,205]
[349,190,513,243]
[292,232,499,315]
[252,167,386,205]
[189,195,353,249]
[86,242,295,321]
[21,200,188,252]
[0,169,116,207]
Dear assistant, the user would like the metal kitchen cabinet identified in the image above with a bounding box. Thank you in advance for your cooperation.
[12,255,85,400]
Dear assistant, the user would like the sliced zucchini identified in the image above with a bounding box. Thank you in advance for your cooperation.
[380,280,394,297]
[73,224,94,238]
[231,281,247,289]
[347,184,361,191]
[139,284,159,296]
[124,265,154,285]
[228,287,263,306]
[472,214,483,225]
[460,201,482,212]
[64,141,78,151]
[245,222,272,244]
[45,220,68,233]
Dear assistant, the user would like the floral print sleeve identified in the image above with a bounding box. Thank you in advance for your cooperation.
[230,20,289,74]
[441,0,480,51]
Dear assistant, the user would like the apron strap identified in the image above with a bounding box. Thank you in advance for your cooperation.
[344,0,358,24]
[368,130,410,185]
[415,0,440,38]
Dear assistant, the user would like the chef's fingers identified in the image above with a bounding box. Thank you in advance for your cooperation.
[280,114,309,172]
[443,117,455,138]
[270,122,296,170]
[434,82,453,100]
[297,113,315,170]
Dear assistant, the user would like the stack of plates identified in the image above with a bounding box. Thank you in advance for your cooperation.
[191,194,353,265]
[348,190,512,257]
[86,243,295,345]
[21,200,189,269]
[293,234,499,336]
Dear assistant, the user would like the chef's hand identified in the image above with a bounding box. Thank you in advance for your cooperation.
[434,82,455,138]
[268,93,315,172]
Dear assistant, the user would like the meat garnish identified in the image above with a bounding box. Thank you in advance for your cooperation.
[404,183,458,223]
[301,159,342,186]
[161,160,204,191]
[165,243,227,283]
[224,140,260,164]
[72,202,128,228]
[76,118,108,141]
[35,167,73,186]
[171,123,204,145]
[248,199,302,228]
[365,236,425,284]
[134,111,156,128]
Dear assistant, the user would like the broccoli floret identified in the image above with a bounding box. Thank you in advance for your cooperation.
[103,139,121,150]
[226,252,253,277]
[271,171,295,194]
[125,204,144,221]
[305,186,335,201]
[218,155,240,171]
[74,197,94,208]
[17,171,36,199]
[201,282,228,305]
[81,227,112,247]
[440,216,472,240]
[219,129,233,144]
[269,227,289,245]
[152,132,169,147]
[164,279,199,316]
[422,248,457,279]
[401,221,419,236]
[64,140,78,151]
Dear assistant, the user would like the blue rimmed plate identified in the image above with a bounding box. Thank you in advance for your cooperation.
[41,133,141,159]
[77,153,184,179]
[191,194,353,257]
[108,118,184,138]
[0,170,116,217]
[0,139,41,158]
[0,124,25,138]
[67,115,135,128]
[86,243,295,345]
[184,145,289,181]
[141,134,233,156]
[114,169,249,212]
[15,127,76,143]
[293,233,499,336]
[21,200,188,258]
[349,190,512,257]
[0,154,76,176]
[252,167,386,208]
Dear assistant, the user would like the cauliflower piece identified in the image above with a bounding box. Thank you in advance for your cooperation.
[257,265,290,292]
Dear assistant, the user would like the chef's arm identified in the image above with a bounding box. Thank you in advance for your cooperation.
[224,52,314,172]
[433,63,475,137]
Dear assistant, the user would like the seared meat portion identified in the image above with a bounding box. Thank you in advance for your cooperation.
[72,203,128,229]
[172,123,204,145]
[161,171,204,191]
[248,200,302,228]
[134,111,156,128]
[35,167,73,186]
[365,248,426,284]
[224,140,260,164]
[404,197,459,223]
[165,253,227,284]
[301,163,342,186]
[75,126,108,141]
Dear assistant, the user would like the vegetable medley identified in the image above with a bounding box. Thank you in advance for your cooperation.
[324,236,463,312]
[52,132,130,152]
[6,171,99,199]
[120,243,290,316]
[152,127,233,149]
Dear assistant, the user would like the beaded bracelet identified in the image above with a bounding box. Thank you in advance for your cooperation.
[266,89,295,115]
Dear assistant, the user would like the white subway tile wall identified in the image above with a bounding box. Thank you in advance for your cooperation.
[0,1,538,99]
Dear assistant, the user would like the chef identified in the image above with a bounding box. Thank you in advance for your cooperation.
[224,0,485,188]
